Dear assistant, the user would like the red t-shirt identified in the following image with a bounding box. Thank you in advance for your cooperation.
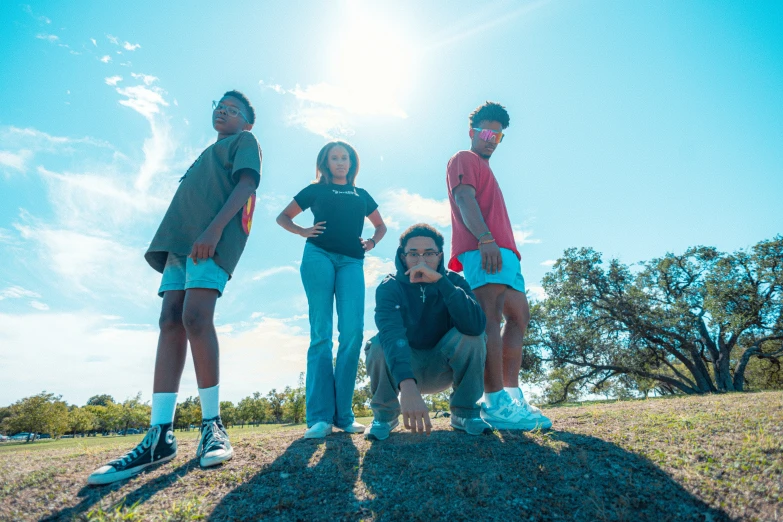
[446,150,520,272]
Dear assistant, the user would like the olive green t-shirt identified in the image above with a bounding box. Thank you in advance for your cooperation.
[145,131,262,277]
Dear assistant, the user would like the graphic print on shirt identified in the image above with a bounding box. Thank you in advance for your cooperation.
[242,193,256,234]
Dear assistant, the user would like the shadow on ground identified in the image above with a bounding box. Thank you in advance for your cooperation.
[41,457,199,521]
[208,427,732,522]
[208,433,360,521]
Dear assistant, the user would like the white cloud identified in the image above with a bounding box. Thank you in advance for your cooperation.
[123,42,141,51]
[381,189,451,228]
[540,259,557,267]
[106,34,119,45]
[0,150,32,172]
[30,301,49,311]
[252,266,298,281]
[526,285,548,302]
[364,255,395,287]
[99,55,111,63]
[35,33,58,42]
[14,223,159,302]
[513,226,541,247]
[114,83,173,192]
[0,311,317,406]
[90,38,97,46]
[130,72,158,86]
[0,286,41,300]
[1,126,114,151]
[104,75,122,86]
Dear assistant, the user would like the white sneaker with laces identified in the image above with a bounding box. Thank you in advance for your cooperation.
[304,421,333,439]
[337,421,366,434]
[480,391,545,430]
[364,417,399,441]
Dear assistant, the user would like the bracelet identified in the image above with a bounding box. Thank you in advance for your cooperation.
[477,231,493,242]
[478,238,496,247]
[367,238,376,247]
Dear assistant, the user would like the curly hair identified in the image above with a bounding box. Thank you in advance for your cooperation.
[399,223,445,252]
[315,140,360,186]
[469,101,510,129]
[223,90,256,124]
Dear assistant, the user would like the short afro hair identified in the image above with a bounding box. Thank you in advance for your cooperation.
[469,101,509,130]
[399,223,445,252]
[223,90,256,124]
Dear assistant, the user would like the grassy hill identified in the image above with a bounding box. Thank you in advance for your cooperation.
[1,391,781,521]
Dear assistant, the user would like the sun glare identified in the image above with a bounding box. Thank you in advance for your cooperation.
[330,7,415,118]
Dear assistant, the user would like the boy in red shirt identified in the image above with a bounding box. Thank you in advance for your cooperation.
[447,101,551,430]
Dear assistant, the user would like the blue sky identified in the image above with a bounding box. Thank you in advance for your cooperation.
[1,1,781,406]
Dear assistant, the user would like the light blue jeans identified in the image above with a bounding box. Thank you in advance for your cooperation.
[300,242,365,428]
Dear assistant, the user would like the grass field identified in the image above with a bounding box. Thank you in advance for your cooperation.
[1,393,781,521]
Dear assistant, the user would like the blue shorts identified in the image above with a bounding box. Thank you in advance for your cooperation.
[158,254,229,297]
[458,248,526,293]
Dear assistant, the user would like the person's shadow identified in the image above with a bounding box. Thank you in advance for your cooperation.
[208,430,361,521]
[42,456,200,521]
[356,427,733,522]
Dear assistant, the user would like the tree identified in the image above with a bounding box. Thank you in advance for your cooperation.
[2,392,69,441]
[68,407,97,436]
[353,358,372,417]
[174,397,201,431]
[86,394,115,407]
[266,389,286,423]
[283,374,306,424]
[220,401,237,428]
[118,393,150,434]
[526,237,783,400]
[237,392,267,426]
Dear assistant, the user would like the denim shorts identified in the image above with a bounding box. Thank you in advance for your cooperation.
[458,248,526,293]
[158,253,229,297]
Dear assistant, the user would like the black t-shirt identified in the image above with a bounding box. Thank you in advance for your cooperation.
[294,183,378,259]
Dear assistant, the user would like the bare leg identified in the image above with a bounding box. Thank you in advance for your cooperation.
[501,289,531,388]
[153,290,187,393]
[182,288,220,389]
[473,283,507,392]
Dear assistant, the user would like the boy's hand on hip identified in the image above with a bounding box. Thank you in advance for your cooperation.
[479,241,502,274]
[399,380,432,435]
[190,226,221,263]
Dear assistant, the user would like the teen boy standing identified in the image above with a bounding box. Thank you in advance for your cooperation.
[447,101,551,431]
[88,90,262,485]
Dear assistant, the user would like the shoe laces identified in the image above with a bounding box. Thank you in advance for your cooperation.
[197,419,227,457]
[110,425,161,468]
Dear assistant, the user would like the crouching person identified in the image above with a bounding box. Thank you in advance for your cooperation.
[364,224,491,440]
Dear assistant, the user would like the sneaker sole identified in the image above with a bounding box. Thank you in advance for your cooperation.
[87,452,177,486]
[364,431,390,441]
[200,447,234,468]
[482,417,552,430]
[303,429,333,439]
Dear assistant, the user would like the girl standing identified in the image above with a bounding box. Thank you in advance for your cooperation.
[277,141,386,438]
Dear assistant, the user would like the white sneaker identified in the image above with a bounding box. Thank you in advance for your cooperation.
[364,417,399,441]
[480,391,547,430]
[304,421,333,439]
[337,421,366,434]
[513,398,552,429]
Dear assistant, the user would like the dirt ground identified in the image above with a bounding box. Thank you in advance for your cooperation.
[1,391,781,521]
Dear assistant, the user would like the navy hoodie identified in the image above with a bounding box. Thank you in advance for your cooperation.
[374,245,486,387]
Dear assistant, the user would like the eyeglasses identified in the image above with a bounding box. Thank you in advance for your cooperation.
[472,128,504,144]
[404,251,442,259]
[212,101,249,122]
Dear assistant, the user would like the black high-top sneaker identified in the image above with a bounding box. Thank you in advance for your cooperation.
[197,416,233,467]
[87,423,177,485]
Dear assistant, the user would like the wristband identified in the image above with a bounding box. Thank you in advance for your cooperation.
[477,231,493,242]
[478,238,496,247]
[367,238,376,247]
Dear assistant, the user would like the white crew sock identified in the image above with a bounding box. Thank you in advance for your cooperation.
[482,390,506,409]
[150,392,178,426]
[199,384,220,420]
[504,387,522,400]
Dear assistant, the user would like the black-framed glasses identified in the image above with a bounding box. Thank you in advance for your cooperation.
[212,101,249,122]
[404,251,442,259]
